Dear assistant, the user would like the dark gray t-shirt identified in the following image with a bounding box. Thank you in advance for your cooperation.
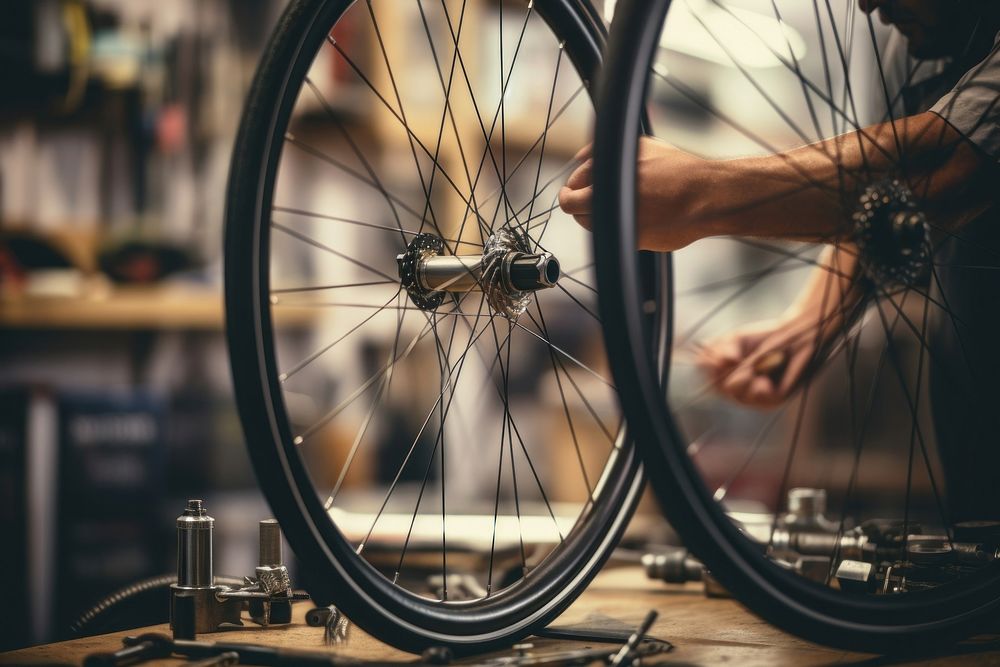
[931,32,1000,161]
[921,31,1000,521]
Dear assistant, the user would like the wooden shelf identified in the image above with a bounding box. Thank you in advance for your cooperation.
[0,285,317,331]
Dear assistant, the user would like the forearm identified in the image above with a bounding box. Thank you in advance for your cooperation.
[699,112,996,242]
[787,245,864,335]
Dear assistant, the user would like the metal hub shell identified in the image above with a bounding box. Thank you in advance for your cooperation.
[397,234,448,312]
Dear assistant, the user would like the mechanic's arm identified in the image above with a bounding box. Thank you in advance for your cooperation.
[559,111,996,252]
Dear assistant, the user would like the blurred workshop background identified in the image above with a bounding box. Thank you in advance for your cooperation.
[0,0,287,650]
[0,0,914,652]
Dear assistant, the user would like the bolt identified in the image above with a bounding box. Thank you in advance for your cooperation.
[184,499,206,517]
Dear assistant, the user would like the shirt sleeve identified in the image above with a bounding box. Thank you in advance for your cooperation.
[930,34,1000,162]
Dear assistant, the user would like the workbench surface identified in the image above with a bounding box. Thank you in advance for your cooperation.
[3,566,998,666]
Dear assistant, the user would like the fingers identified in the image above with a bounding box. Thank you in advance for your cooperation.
[701,327,814,408]
[721,359,786,408]
[557,184,591,230]
[574,143,592,161]
[747,375,779,406]
[778,344,815,397]
[694,300,838,409]
[558,184,593,216]
[565,159,593,190]
[701,334,760,400]
[696,326,771,371]
[711,336,745,367]
[695,336,741,385]
[559,153,594,226]
[720,357,758,401]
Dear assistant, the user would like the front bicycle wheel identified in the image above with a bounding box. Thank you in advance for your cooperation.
[225,0,665,652]
[594,0,1000,654]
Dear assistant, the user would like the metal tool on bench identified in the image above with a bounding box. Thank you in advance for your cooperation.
[642,487,1000,598]
[90,608,668,667]
[466,611,667,667]
[305,604,351,646]
[83,635,172,667]
[170,500,308,636]
[641,489,850,596]
[115,633,396,667]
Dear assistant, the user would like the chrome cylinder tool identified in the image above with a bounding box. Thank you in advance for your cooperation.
[170,500,308,637]
[176,499,213,588]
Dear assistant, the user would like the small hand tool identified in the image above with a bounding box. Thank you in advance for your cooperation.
[82,637,172,667]
[610,610,659,666]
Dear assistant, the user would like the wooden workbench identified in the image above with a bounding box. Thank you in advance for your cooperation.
[3,566,998,666]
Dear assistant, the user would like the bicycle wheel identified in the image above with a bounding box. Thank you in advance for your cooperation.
[593,0,1000,654]
[225,0,665,651]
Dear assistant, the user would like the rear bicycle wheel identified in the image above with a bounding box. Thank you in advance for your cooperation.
[225,0,665,651]
[594,0,1000,653]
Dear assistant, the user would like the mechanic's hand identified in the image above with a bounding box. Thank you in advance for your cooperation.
[558,138,712,251]
[694,311,829,409]
[695,244,861,409]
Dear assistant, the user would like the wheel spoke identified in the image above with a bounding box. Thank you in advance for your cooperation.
[365,1,444,238]
[302,77,414,242]
[285,133,431,228]
[326,292,409,508]
[360,298,498,555]
[870,297,954,542]
[280,290,402,383]
[271,280,397,295]
[512,319,615,390]
[272,206,483,248]
[530,304,617,445]
[272,221,396,282]
[325,35,491,241]
[527,42,566,230]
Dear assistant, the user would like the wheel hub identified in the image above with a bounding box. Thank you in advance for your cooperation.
[397,229,560,319]
[852,179,931,288]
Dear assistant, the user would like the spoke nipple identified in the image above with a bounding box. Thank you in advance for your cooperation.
[293,435,304,445]
[270,296,279,305]
[285,131,296,142]
[558,40,565,50]
[279,373,288,383]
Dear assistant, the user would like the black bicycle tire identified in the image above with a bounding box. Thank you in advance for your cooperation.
[224,0,664,652]
[592,0,1000,654]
